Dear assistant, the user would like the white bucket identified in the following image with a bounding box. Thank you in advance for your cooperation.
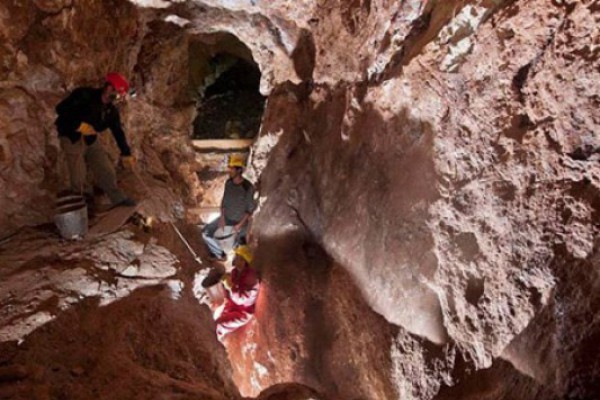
[202,271,226,305]
[54,195,88,239]
[214,226,236,254]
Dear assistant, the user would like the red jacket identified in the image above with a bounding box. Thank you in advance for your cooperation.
[225,266,259,313]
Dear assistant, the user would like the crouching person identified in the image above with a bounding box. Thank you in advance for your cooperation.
[213,245,259,342]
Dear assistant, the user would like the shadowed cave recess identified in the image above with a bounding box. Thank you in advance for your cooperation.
[0,0,598,399]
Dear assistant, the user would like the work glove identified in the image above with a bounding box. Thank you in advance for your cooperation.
[77,122,97,136]
[121,155,136,170]
[222,273,233,290]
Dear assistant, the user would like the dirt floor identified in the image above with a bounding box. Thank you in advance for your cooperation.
[0,222,243,400]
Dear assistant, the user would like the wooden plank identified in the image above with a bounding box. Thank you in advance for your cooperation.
[191,139,253,151]
[186,207,221,224]
[187,206,221,215]
[88,205,139,238]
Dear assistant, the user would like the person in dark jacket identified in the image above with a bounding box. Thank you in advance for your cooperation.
[55,72,136,207]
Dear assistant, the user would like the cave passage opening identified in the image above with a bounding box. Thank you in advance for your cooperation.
[186,33,264,223]
[189,34,266,143]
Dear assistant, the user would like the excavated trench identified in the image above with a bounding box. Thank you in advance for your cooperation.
[1,0,599,399]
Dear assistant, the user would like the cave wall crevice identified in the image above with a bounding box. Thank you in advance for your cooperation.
[0,0,598,399]
[246,0,598,397]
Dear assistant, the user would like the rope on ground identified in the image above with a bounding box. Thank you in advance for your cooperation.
[169,221,203,265]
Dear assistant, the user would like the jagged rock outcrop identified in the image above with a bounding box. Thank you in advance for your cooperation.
[238,0,599,397]
[0,0,598,399]
[0,1,210,236]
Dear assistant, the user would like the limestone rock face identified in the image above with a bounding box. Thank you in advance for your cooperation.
[0,1,203,236]
[0,0,598,399]
[0,224,243,400]
[0,0,144,235]
[231,0,599,397]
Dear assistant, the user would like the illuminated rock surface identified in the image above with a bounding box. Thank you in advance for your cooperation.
[0,0,598,399]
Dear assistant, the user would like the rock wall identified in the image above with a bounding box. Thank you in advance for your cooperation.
[0,1,209,236]
[0,0,144,236]
[244,0,599,398]
[0,0,598,399]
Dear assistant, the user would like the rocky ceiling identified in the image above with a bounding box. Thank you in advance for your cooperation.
[0,0,598,399]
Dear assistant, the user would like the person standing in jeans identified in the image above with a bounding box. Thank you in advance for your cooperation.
[202,155,255,261]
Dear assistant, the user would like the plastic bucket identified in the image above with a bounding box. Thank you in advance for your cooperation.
[214,226,236,253]
[202,270,226,305]
[56,194,85,208]
[54,195,88,239]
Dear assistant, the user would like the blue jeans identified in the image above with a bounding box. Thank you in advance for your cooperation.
[202,217,248,258]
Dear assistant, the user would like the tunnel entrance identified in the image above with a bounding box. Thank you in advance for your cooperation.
[187,33,263,223]
[192,55,264,141]
[190,35,265,144]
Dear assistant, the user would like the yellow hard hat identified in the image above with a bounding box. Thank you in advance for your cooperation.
[228,154,246,168]
[234,245,253,264]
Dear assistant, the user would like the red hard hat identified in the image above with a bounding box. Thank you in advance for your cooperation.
[105,72,130,95]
